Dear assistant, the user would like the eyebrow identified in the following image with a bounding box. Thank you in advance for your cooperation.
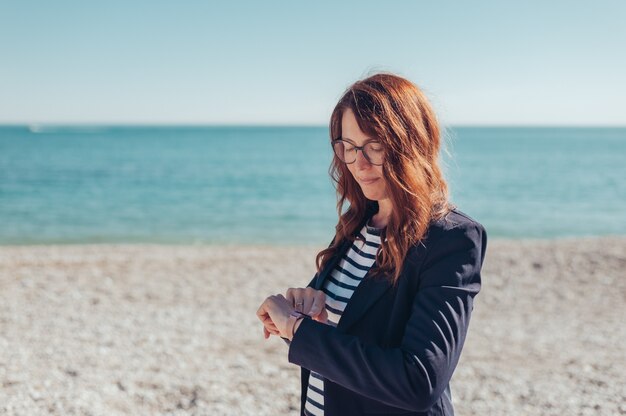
[340,137,381,145]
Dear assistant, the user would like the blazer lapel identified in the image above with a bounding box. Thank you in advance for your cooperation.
[336,272,393,332]
[308,252,395,333]
[313,238,350,290]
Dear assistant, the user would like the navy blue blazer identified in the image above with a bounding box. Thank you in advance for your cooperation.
[286,207,487,415]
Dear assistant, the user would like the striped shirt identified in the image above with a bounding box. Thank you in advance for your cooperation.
[304,219,384,416]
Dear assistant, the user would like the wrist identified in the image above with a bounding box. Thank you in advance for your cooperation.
[287,311,308,340]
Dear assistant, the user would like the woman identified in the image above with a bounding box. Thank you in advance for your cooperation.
[256,72,487,416]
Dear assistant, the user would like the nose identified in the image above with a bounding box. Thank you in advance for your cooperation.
[354,149,371,170]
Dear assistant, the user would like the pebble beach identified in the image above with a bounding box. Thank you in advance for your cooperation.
[1,237,624,415]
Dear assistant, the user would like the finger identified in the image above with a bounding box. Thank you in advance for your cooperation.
[312,308,328,323]
[302,293,314,314]
[302,299,313,315]
[262,320,277,332]
[256,300,270,318]
[264,326,270,339]
[319,307,328,323]
[308,300,321,317]
[308,291,326,316]
[294,297,305,312]
[287,288,302,308]
[264,320,280,334]
[260,311,279,329]
[263,320,278,331]
[258,311,271,324]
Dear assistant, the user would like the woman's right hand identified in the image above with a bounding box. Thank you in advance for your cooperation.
[286,287,328,324]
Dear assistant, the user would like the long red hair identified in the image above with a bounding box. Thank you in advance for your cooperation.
[315,72,453,286]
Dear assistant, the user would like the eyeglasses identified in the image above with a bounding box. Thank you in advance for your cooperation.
[332,139,385,166]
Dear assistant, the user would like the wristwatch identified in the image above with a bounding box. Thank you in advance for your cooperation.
[282,311,311,344]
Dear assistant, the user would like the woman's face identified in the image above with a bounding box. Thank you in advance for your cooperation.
[340,108,389,202]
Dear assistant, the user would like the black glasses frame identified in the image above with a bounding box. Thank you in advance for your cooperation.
[331,138,385,166]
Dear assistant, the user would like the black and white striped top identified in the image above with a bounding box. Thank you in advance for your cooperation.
[304,219,384,416]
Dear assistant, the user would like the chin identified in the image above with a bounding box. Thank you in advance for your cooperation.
[361,189,387,201]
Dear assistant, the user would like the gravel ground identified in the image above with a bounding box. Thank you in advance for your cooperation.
[0,237,624,415]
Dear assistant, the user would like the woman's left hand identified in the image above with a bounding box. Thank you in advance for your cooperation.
[256,294,296,340]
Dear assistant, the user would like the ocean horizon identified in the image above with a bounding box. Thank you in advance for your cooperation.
[1,125,625,245]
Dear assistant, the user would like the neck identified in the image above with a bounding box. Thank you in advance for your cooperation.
[370,199,392,228]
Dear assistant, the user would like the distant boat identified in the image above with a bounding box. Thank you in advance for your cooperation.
[28,124,46,133]
[27,124,106,134]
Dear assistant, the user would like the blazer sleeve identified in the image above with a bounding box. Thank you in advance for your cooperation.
[287,221,487,412]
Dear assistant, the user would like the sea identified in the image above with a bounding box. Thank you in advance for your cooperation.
[0,125,624,245]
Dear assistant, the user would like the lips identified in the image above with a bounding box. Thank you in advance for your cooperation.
[360,177,379,184]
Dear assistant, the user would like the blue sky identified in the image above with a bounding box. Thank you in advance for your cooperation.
[1,1,624,126]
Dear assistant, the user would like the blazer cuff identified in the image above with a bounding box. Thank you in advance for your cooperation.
[287,317,333,368]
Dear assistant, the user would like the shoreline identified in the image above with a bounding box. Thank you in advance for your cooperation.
[1,234,625,247]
